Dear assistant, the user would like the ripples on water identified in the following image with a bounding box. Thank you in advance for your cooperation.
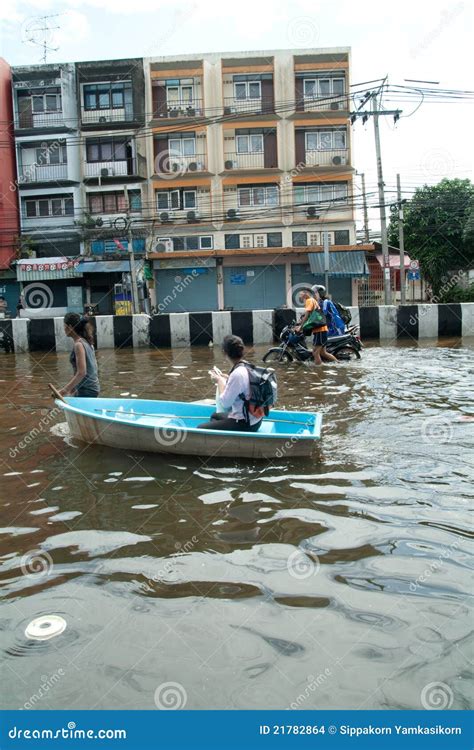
[0,341,473,710]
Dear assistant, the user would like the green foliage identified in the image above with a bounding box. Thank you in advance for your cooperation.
[438,282,474,303]
[387,178,474,295]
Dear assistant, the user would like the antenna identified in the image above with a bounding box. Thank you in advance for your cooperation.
[22,13,64,63]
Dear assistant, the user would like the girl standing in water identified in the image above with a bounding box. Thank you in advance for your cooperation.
[59,313,100,397]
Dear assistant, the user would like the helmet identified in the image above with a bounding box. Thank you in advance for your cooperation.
[311,284,326,297]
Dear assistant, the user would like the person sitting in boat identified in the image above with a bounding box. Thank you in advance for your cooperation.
[198,335,262,432]
[59,313,100,398]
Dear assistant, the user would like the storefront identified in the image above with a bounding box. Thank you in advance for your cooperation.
[16,257,84,315]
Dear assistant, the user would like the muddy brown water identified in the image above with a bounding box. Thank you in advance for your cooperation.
[0,340,473,710]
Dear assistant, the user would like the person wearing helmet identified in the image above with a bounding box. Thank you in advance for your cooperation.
[312,285,346,337]
[297,288,338,365]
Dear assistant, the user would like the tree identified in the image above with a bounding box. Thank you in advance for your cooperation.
[387,178,474,296]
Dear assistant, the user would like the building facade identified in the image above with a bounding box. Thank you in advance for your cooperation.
[144,48,368,312]
[7,48,369,316]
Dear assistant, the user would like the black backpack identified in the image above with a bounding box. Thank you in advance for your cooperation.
[334,301,352,325]
[233,361,278,420]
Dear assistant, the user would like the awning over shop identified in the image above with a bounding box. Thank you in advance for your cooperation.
[16,257,83,281]
[375,253,411,269]
[308,251,369,278]
[77,260,143,274]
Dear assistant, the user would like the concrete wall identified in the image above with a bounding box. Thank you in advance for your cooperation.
[1,304,472,353]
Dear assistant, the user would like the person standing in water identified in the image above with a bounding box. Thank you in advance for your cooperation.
[59,313,100,397]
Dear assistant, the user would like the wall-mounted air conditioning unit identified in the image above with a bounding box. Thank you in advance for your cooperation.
[226,208,239,220]
[224,159,238,170]
[99,116,107,123]
[159,211,173,223]
[330,102,340,111]
[306,206,320,219]
[155,238,173,253]
[188,161,203,172]
[332,155,347,166]
[187,210,200,223]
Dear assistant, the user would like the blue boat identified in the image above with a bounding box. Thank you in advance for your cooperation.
[54,397,322,459]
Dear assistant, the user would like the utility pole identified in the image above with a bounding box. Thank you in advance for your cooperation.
[360,173,370,243]
[323,231,330,295]
[397,173,406,305]
[123,186,140,314]
[372,92,391,305]
[351,87,401,306]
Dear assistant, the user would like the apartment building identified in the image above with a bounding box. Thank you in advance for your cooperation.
[145,48,369,312]
[7,47,369,315]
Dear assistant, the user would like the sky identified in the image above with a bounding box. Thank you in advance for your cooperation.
[1,0,473,236]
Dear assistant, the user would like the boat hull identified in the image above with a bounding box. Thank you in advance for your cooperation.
[57,398,321,460]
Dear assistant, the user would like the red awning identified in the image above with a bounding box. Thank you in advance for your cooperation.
[375,253,411,269]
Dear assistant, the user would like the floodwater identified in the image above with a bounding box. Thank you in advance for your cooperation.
[0,340,473,711]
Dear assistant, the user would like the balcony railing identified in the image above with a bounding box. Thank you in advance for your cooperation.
[81,108,135,125]
[224,151,277,170]
[84,159,139,179]
[297,95,350,113]
[223,97,274,116]
[18,163,69,183]
[16,112,65,129]
[153,100,204,120]
[155,153,207,175]
[303,149,349,167]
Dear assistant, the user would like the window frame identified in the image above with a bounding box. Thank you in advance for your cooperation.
[237,185,279,207]
[156,188,197,211]
[234,80,261,100]
[23,195,74,219]
[83,82,129,111]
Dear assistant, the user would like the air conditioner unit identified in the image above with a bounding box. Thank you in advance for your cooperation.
[99,116,107,123]
[159,211,172,223]
[171,162,181,172]
[226,208,238,220]
[330,102,340,111]
[186,210,200,223]
[155,238,173,253]
[100,168,110,178]
[224,159,237,170]
[306,206,320,219]
[188,161,198,172]
[332,155,346,166]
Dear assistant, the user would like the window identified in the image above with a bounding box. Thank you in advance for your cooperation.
[35,142,67,166]
[168,136,196,156]
[305,130,346,151]
[225,234,240,250]
[303,77,345,98]
[334,230,350,244]
[170,236,211,251]
[241,234,252,248]
[23,195,74,218]
[199,236,213,250]
[237,185,279,207]
[88,191,140,214]
[308,232,320,245]
[234,80,261,100]
[156,189,197,211]
[267,232,282,248]
[255,234,265,248]
[236,134,264,153]
[166,81,194,107]
[292,232,307,247]
[86,139,129,162]
[293,183,348,207]
[31,93,61,112]
[83,82,131,110]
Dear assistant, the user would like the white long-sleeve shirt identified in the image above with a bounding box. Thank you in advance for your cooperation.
[220,365,260,425]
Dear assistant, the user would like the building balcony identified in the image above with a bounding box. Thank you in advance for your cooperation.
[297,95,349,113]
[84,158,143,180]
[152,99,204,121]
[18,163,69,184]
[223,96,274,116]
[303,149,350,168]
[223,151,278,171]
[81,108,136,126]
[154,153,207,176]
[15,112,65,130]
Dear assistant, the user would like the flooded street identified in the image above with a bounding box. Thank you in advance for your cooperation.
[0,341,473,711]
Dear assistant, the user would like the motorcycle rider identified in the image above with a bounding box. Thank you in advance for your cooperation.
[312,285,346,337]
[297,288,338,365]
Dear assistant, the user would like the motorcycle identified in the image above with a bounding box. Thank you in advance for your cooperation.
[263,324,363,363]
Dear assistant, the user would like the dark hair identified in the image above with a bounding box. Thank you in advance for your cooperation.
[64,313,94,345]
[222,334,245,360]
